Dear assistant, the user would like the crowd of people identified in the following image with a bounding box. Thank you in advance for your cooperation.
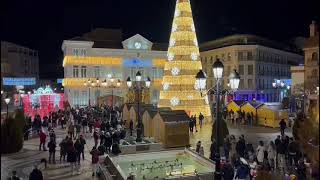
[21,104,129,178]
[193,132,314,180]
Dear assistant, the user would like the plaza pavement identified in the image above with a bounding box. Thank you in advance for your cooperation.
[189,121,292,158]
[1,121,292,180]
[1,128,99,180]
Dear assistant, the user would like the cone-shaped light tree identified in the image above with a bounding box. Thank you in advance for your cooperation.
[158,0,211,117]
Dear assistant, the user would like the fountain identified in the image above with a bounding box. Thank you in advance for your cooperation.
[102,148,215,180]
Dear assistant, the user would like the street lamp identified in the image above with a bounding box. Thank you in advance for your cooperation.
[4,97,11,119]
[20,93,24,107]
[84,79,94,106]
[126,71,151,142]
[195,59,240,180]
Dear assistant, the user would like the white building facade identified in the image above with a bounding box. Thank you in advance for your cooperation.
[62,33,166,107]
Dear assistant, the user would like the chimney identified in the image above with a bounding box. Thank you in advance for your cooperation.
[309,20,319,37]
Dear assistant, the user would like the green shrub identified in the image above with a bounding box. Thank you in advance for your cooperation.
[1,110,25,154]
[211,119,229,147]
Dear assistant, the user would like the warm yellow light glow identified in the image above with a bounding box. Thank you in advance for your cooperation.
[63,78,162,87]
[63,56,122,67]
[153,59,167,67]
[158,0,211,117]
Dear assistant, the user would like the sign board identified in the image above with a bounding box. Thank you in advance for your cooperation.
[3,77,36,86]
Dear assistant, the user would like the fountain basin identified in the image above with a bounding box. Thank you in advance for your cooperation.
[103,148,215,180]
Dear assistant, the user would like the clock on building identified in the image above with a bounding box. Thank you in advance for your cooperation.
[134,42,142,49]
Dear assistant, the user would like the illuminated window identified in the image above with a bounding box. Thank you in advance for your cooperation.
[73,90,79,106]
[73,66,79,78]
[80,66,86,78]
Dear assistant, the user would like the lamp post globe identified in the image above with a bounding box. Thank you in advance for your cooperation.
[5,97,10,105]
[116,79,121,87]
[136,71,142,82]
[212,58,224,79]
[228,69,240,91]
[195,70,206,90]
[145,77,151,88]
[126,77,132,88]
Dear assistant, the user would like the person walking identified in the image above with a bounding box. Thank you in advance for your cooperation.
[93,129,99,147]
[29,166,43,180]
[198,113,204,128]
[199,146,204,156]
[79,135,86,160]
[59,136,68,162]
[209,139,217,161]
[221,160,235,180]
[267,141,276,171]
[235,158,250,180]
[75,123,81,139]
[193,115,198,132]
[277,138,287,172]
[82,115,88,133]
[288,137,298,167]
[74,138,82,166]
[90,146,100,177]
[67,145,78,175]
[39,130,47,151]
[279,119,287,136]
[104,132,112,154]
[48,138,56,164]
[256,141,265,165]
[67,122,75,139]
[189,117,194,132]
[196,141,201,153]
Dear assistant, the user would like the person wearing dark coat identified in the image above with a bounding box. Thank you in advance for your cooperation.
[59,136,68,162]
[67,146,78,175]
[189,117,194,132]
[209,140,217,161]
[79,135,86,160]
[104,132,112,153]
[90,146,100,176]
[47,138,56,163]
[235,163,249,180]
[236,137,246,157]
[74,139,82,165]
[279,119,287,136]
[29,166,43,180]
[221,161,235,180]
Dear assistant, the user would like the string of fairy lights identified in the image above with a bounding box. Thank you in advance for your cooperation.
[158,0,211,117]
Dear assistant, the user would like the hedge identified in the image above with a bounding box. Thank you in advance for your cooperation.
[1,109,25,154]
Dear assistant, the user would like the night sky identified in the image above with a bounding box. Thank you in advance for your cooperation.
[1,0,319,79]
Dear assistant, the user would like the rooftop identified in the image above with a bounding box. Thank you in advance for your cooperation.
[158,110,190,122]
[199,34,302,54]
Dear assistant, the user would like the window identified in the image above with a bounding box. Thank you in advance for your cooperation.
[247,52,253,60]
[210,57,213,64]
[248,79,253,89]
[239,65,244,75]
[239,79,244,89]
[94,66,100,78]
[81,66,87,78]
[238,52,244,61]
[73,66,79,78]
[248,65,253,75]
[73,48,87,57]
[81,91,87,106]
[227,53,231,61]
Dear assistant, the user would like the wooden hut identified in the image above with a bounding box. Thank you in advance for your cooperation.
[122,103,133,128]
[142,107,171,138]
[257,103,289,128]
[152,110,190,148]
[241,101,264,116]
[227,100,246,113]
[128,104,155,128]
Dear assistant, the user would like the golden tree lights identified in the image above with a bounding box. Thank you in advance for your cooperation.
[158,0,211,117]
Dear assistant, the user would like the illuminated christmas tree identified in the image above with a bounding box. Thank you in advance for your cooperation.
[158,0,211,118]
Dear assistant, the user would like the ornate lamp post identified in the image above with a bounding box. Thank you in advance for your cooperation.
[4,97,11,119]
[126,71,151,142]
[195,59,240,180]
[84,78,101,107]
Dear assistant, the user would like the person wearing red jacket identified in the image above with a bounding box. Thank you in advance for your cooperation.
[39,131,47,151]
[90,146,99,176]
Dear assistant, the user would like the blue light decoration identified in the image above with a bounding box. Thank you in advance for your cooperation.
[123,59,152,67]
[3,77,36,86]
[57,79,63,84]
